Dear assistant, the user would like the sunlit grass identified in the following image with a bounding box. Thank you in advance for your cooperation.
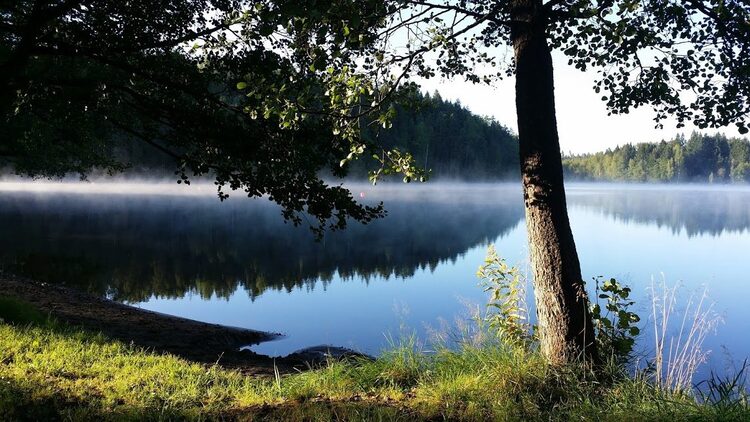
[1,296,748,421]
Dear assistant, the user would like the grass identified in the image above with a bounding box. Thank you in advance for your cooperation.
[1,296,749,421]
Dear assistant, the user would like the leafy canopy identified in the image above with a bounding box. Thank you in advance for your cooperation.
[318,1,749,134]
[0,0,424,236]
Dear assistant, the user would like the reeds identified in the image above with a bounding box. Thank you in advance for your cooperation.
[648,279,723,392]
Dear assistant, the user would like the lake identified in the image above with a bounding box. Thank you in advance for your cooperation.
[1,181,749,377]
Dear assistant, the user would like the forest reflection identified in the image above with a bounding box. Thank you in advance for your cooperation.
[0,184,525,302]
[567,186,750,237]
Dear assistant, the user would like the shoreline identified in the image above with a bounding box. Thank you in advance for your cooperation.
[0,272,303,376]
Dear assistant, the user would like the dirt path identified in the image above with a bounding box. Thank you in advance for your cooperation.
[0,272,303,376]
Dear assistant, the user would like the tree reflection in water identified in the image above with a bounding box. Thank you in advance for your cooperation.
[0,184,525,302]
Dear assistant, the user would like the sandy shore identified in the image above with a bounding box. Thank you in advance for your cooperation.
[0,272,303,376]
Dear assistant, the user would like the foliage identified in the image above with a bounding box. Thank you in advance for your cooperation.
[308,1,750,136]
[564,133,750,183]
[475,247,642,365]
[359,90,519,181]
[590,277,641,365]
[0,0,426,236]
[697,360,750,419]
[100,88,520,181]
[476,245,531,346]
[551,1,750,134]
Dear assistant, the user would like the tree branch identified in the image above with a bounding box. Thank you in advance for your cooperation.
[406,0,497,22]
[108,120,183,162]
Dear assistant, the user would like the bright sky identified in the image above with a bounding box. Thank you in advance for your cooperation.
[418,51,744,155]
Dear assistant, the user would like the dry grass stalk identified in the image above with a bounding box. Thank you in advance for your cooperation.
[650,279,722,392]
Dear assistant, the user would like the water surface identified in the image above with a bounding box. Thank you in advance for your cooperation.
[1,181,748,376]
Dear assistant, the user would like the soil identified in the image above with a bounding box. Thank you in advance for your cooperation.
[0,272,305,376]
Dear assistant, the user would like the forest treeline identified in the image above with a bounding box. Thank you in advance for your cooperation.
[101,90,521,180]
[13,91,750,185]
[351,91,520,179]
[563,133,750,183]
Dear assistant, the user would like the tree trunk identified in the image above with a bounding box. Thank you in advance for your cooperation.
[510,0,597,365]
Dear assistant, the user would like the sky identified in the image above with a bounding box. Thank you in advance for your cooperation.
[417,50,744,155]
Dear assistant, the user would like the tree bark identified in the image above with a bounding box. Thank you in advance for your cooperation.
[510,0,597,365]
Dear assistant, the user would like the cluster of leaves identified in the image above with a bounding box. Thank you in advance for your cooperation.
[476,245,532,346]
[317,0,750,139]
[549,0,750,133]
[368,148,427,184]
[590,276,641,365]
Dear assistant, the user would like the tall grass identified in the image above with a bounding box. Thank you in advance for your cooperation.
[649,280,723,392]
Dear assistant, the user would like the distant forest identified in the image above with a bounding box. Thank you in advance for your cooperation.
[95,91,521,181]
[351,91,520,180]
[564,133,750,183]
[12,90,750,184]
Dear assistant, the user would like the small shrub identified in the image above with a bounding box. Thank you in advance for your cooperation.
[476,245,531,347]
[590,277,641,365]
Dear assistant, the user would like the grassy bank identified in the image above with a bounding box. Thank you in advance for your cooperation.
[1,297,747,421]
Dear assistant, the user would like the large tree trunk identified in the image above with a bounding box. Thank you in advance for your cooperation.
[510,0,597,365]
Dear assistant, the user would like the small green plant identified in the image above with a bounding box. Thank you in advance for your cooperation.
[590,277,640,365]
[0,296,51,326]
[476,245,531,346]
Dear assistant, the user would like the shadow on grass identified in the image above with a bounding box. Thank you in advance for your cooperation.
[0,377,416,422]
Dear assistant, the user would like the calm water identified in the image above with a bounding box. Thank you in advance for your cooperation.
[1,181,749,376]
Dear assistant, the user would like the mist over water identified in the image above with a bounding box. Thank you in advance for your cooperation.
[1,180,749,378]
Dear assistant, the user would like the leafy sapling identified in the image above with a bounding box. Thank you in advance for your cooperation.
[477,246,532,347]
[590,277,641,366]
